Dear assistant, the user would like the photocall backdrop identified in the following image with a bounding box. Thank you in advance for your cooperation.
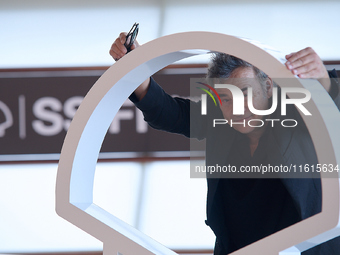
[1,67,338,162]
[0,68,206,162]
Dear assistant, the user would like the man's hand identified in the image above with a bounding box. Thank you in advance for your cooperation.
[285,47,331,92]
[109,32,140,61]
[109,32,150,100]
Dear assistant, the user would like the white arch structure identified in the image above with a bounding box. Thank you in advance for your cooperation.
[56,32,340,255]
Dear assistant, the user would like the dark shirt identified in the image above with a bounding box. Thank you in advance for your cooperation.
[218,131,300,253]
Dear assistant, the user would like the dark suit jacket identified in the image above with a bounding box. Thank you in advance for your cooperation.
[130,70,340,254]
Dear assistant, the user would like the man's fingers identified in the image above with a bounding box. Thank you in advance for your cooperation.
[297,69,318,79]
[286,47,314,63]
[119,32,127,44]
[286,53,315,70]
[285,46,330,91]
[110,32,140,61]
[284,47,328,80]
[109,36,128,61]
[290,62,316,77]
[116,35,128,54]
[109,45,121,61]
[109,42,124,60]
[285,52,295,59]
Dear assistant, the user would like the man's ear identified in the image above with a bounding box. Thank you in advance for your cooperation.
[265,77,274,98]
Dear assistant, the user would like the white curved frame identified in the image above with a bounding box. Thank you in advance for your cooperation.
[56,32,340,255]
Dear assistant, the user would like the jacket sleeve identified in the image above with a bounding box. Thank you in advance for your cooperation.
[129,77,207,139]
[328,69,340,109]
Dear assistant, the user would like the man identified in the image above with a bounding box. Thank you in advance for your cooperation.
[110,33,340,254]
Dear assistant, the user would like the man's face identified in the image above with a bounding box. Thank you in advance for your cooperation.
[215,67,273,135]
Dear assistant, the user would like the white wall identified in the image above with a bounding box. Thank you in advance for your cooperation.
[1,0,339,68]
[0,161,214,253]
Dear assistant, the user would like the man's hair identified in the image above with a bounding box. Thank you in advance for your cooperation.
[206,53,269,90]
